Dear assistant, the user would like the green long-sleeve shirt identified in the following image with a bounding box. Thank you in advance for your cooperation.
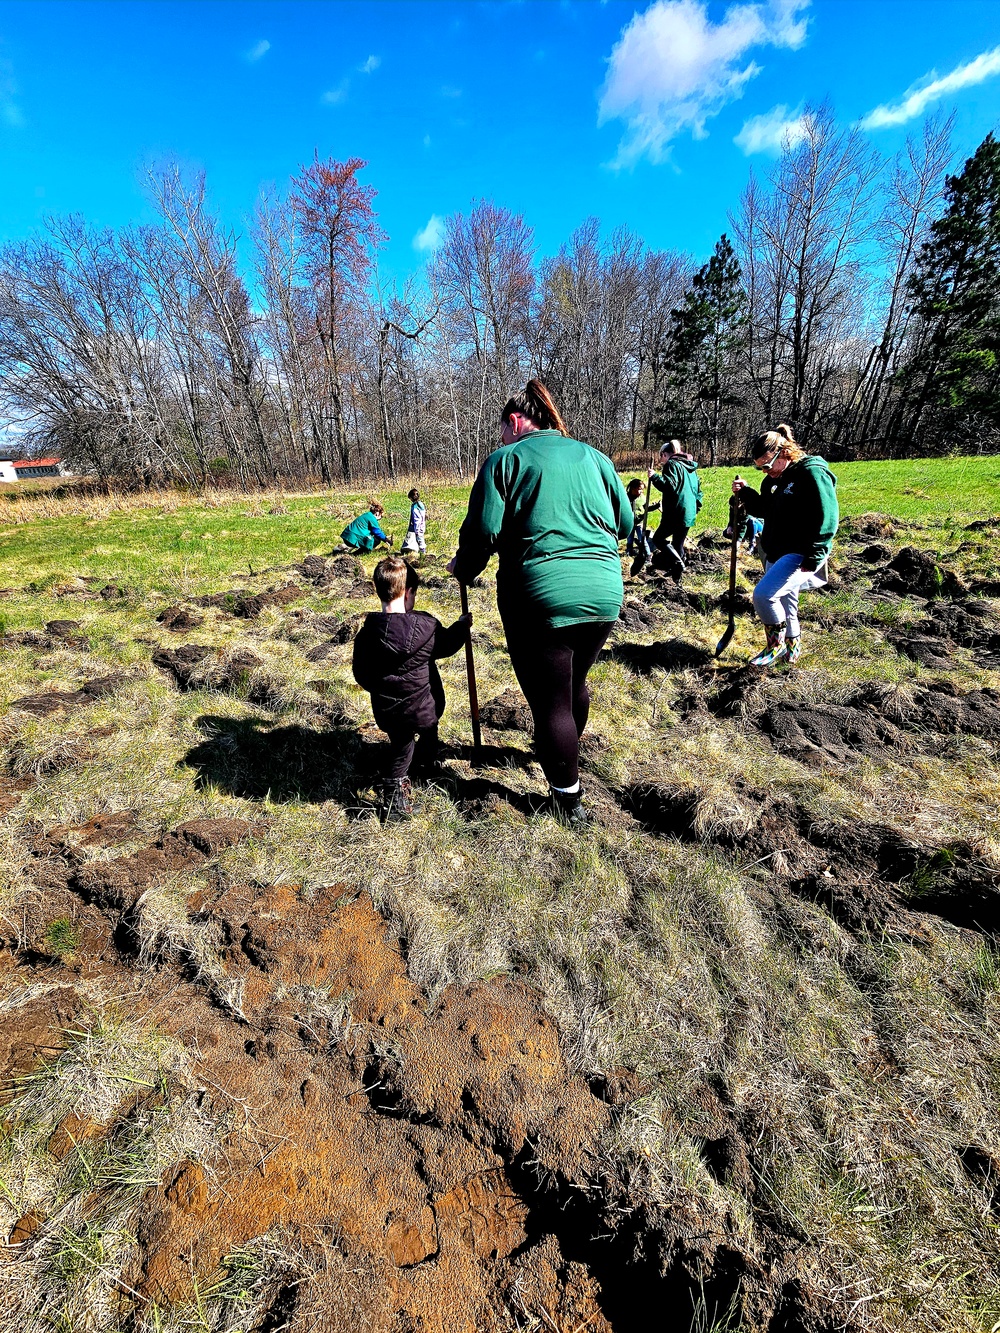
[452,430,633,628]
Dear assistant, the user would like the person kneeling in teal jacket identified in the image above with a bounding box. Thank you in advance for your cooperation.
[341,502,391,553]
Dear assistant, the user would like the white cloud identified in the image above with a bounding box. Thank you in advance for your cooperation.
[359,54,380,74]
[246,39,271,62]
[0,59,25,129]
[859,46,1000,130]
[735,103,810,154]
[598,0,809,166]
[422,133,432,148]
[322,80,350,105]
[413,215,446,253]
[440,84,462,98]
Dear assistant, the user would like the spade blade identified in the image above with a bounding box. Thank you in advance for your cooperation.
[714,622,735,658]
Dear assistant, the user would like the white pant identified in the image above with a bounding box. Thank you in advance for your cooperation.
[752,553,826,638]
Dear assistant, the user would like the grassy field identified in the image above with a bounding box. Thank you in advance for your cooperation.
[4,455,1000,599]
[1,455,1000,1333]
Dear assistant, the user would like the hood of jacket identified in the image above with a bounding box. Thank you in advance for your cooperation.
[793,454,836,484]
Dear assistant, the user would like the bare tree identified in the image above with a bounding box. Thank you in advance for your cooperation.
[734,105,882,444]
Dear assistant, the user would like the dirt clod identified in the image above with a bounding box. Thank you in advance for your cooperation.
[152,644,213,688]
[480,689,533,732]
[157,605,205,633]
[616,599,658,632]
[759,702,903,766]
[194,583,303,618]
[71,816,250,912]
[873,546,966,599]
[10,675,126,716]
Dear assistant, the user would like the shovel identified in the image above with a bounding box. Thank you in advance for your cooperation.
[715,494,744,659]
[629,464,655,578]
[460,582,483,766]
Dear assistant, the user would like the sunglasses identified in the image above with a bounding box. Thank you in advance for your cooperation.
[753,447,780,469]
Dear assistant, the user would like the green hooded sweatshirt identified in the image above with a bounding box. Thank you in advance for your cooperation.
[452,429,633,628]
[740,455,839,565]
[650,455,703,529]
[341,510,389,552]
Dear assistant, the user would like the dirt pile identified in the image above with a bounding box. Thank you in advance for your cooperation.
[151,645,287,707]
[621,778,1000,940]
[1,619,90,652]
[156,605,205,633]
[193,583,304,618]
[10,675,126,716]
[480,689,533,732]
[872,546,966,599]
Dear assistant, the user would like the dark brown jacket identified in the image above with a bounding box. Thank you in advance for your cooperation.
[352,610,468,732]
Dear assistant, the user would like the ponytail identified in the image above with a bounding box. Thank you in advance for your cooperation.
[502,379,569,436]
[749,422,807,464]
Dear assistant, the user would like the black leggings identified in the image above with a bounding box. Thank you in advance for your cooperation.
[505,619,615,789]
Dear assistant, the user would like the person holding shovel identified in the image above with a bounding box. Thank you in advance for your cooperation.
[447,379,632,826]
[352,556,471,822]
[648,439,702,579]
[732,423,838,667]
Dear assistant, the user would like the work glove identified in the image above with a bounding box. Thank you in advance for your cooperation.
[800,556,819,573]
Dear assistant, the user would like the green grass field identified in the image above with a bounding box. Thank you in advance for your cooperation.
[2,455,1000,1332]
[3,455,1000,599]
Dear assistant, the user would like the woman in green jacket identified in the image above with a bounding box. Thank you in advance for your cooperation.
[341,503,390,553]
[448,380,632,825]
[733,423,839,667]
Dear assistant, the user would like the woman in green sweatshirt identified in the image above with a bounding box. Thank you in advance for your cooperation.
[733,423,839,667]
[448,379,632,825]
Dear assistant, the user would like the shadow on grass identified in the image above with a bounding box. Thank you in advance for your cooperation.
[181,715,375,806]
[439,775,548,820]
[180,719,543,819]
[605,638,714,674]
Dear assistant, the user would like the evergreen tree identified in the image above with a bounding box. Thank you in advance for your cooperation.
[661,235,748,465]
[898,132,1000,447]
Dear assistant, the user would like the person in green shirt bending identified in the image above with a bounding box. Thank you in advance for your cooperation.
[448,379,632,827]
[340,502,391,553]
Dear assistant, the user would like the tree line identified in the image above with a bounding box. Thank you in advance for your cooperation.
[1,105,998,487]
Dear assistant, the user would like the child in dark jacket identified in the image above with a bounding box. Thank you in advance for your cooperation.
[352,556,471,821]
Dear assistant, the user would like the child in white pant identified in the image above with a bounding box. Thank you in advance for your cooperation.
[400,488,427,555]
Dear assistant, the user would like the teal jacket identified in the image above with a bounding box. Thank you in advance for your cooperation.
[453,430,633,628]
[739,455,839,565]
[651,456,703,529]
[342,510,388,552]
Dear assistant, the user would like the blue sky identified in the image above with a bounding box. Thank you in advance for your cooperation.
[0,0,999,283]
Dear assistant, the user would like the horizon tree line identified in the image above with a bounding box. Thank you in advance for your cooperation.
[0,105,997,488]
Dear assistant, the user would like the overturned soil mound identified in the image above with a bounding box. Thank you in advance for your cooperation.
[10,675,126,716]
[872,546,966,599]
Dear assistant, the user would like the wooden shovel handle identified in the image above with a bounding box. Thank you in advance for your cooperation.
[460,582,482,758]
